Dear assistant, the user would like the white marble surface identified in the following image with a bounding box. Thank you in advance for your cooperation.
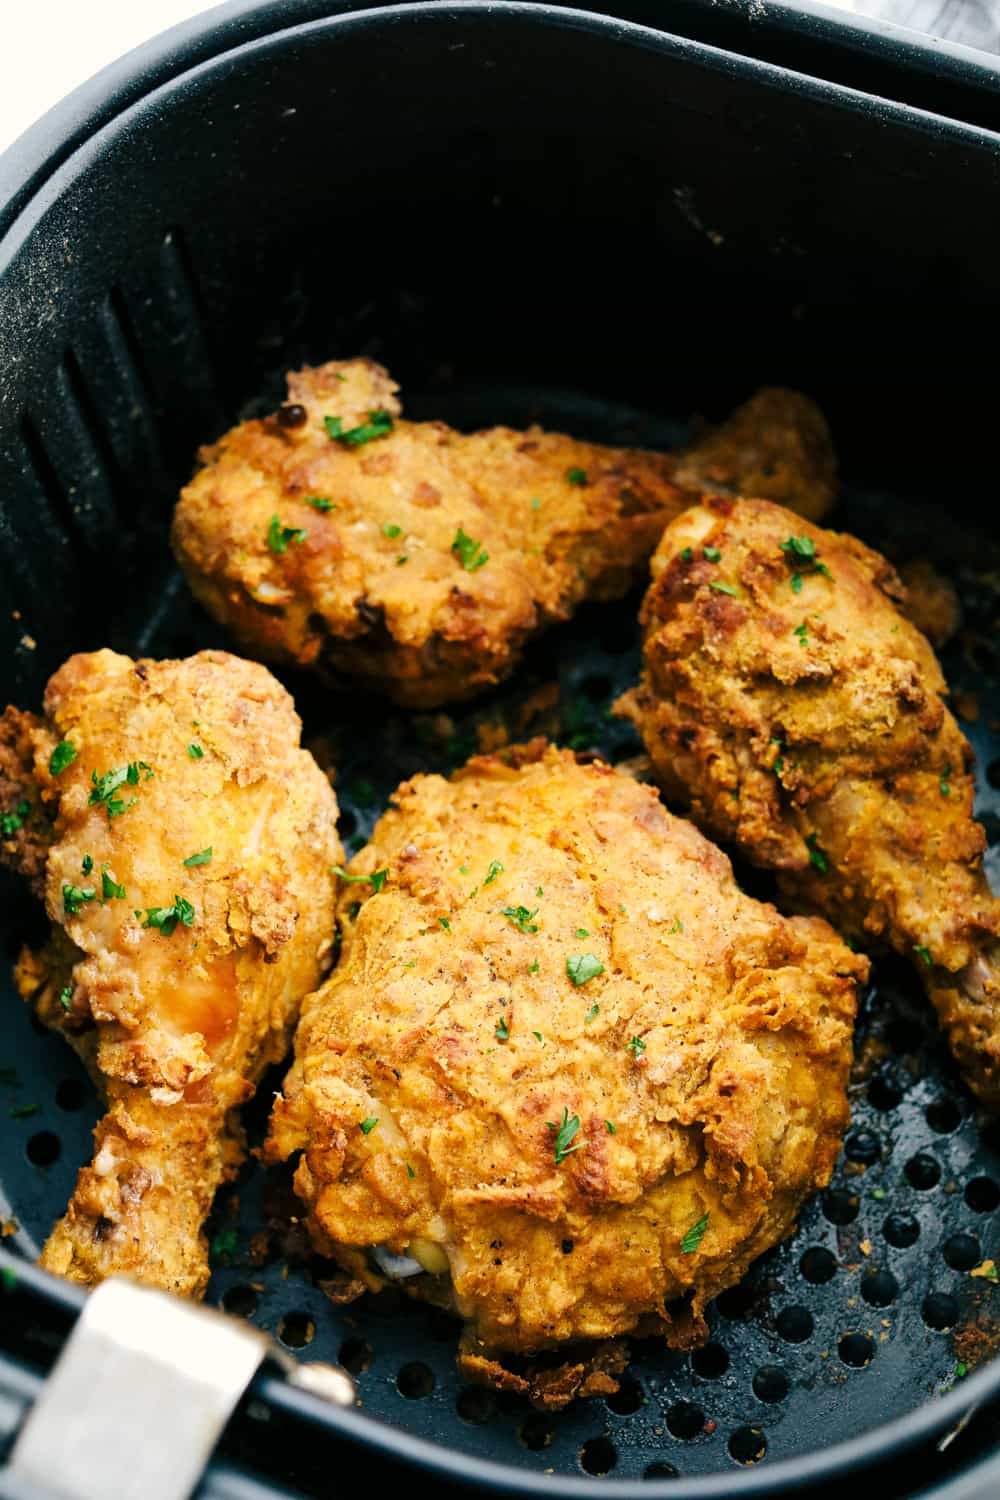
[2,0,997,159]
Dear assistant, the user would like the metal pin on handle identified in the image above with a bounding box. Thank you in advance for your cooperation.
[0,1277,353,1500]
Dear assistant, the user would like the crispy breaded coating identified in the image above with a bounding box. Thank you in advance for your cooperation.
[618,496,1000,1108]
[5,649,341,1295]
[171,361,836,708]
[265,743,864,1403]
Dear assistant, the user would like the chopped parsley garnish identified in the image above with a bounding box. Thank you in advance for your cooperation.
[406,1164,416,1179]
[585,1003,600,1023]
[528,960,540,974]
[81,854,93,875]
[575,928,589,939]
[955,1362,969,1379]
[88,761,152,819]
[305,495,337,512]
[49,741,77,776]
[914,944,932,967]
[267,514,307,554]
[606,1120,617,1134]
[101,870,126,901]
[782,535,831,591]
[452,527,489,572]
[183,848,213,868]
[495,1016,509,1042]
[332,865,388,894]
[680,547,693,561]
[188,742,204,759]
[9,1104,39,1120]
[58,986,73,1011]
[794,622,809,646]
[1,800,30,836]
[359,1117,379,1134]
[939,762,952,797]
[781,535,816,561]
[396,555,408,565]
[503,905,539,934]
[703,545,721,562]
[566,467,588,486]
[709,582,738,596]
[142,895,195,936]
[324,410,395,447]
[668,917,684,934]
[531,496,542,511]
[627,1035,646,1057]
[566,953,604,986]
[483,860,504,887]
[63,884,96,916]
[209,1229,238,1266]
[806,834,828,874]
[547,1106,584,1164]
[382,522,403,539]
[872,1187,886,1201]
[681,1211,709,1253]
[439,916,451,932]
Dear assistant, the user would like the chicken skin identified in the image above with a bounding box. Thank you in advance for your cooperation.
[265,742,865,1406]
[171,360,837,708]
[0,649,341,1295]
[618,496,1000,1108]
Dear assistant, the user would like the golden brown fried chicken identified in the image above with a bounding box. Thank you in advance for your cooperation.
[265,742,864,1405]
[618,496,1000,1107]
[171,361,836,708]
[1,649,341,1295]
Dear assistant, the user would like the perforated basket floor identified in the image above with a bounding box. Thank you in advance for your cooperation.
[0,387,998,1485]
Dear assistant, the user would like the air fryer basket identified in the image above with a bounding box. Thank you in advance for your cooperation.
[1,3,999,1496]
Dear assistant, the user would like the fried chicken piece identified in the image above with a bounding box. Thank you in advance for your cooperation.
[897,558,962,648]
[172,361,836,708]
[1,649,341,1295]
[618,496,1000,1107]
[265,742,864,1402]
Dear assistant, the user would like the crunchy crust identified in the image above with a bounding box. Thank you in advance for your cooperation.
[172,362,837,708]
[6,648,341,1294]
[266,742,864,1402]
[619,495,1000,1107]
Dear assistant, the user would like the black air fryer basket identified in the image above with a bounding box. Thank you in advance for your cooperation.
[1,4,1000,1498]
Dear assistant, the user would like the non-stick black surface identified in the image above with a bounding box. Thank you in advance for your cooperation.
[1,383,997,1483]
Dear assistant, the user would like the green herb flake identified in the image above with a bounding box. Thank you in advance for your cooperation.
[627,1035,646,1057]
[703,545,721,562]
[530,496,542,511]
[668,917,685,934]
[396,555,409,566]
[305,495,337,512]
[547,1106,584,1164]
[58,986,73,1012]
[794,622,809,646]
[575,927,589,939]
[188,743,205,760]
[528,960,540,975]
[63,883,96,916]
[567,953,604,986]
[81,853,93,876]
[9,1103,40,1120]
[781,535,816,561]
[0,1266,16,1292]
[406,1164,416,1179]
[209,1229,239,1266]
[914,944,933,967]
[1,800,31,837]
[606,1120,617,1134]
[939,762,952,798]
[585,1003,600,1023]
[484,859,504,887]
[267,514,308,554]
[324,409,395,447]
[359,1117,379,1135]
[790,572,804,594]
[183,847,213,868]
[495,1016,509,1042]
[88,761,150,820]
[806,833,828,874]
[382,522,403,539]
[332,865,389,894]
[709,582,739,597]
[452,527,489,572]
[503,905,539,934]
[872,1187,886,1201]
[680,547,693,562]
[142,894,195,937]
[955,1362,969,1379]
[101,870,126,901]
[566,467,588,487]
[49,741,77,776]
[680,1211,709,1253]
[532,1031,544,1043]
[439,916,451,932]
